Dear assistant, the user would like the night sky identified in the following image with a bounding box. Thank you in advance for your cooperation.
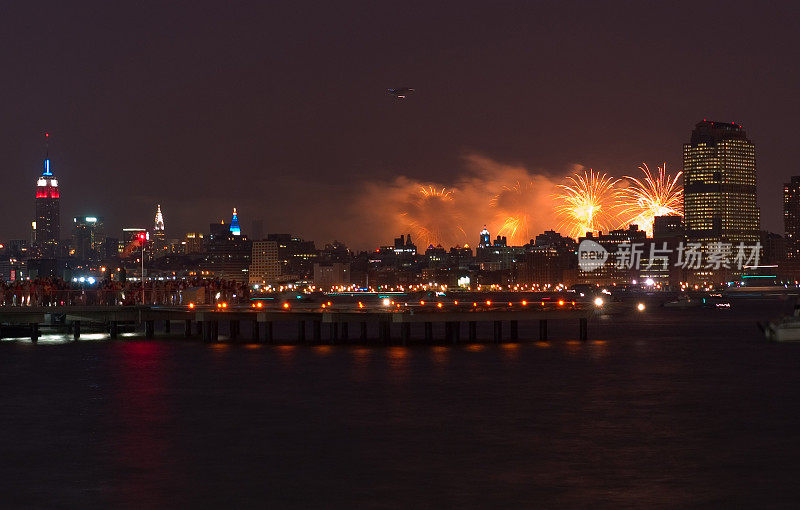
[2,1,799,249]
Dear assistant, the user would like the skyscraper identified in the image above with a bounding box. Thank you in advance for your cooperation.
[33,134,61,257]
[784,176,800,260]
[151,204,168,257]
[230,208,241,236]
[72,216,105,262]
[154,204,165,234]
[683,120,760,245]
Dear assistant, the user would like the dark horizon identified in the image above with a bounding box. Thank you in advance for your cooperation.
[2,1,799,249]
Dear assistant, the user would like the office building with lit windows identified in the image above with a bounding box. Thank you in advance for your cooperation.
[72,216,105,262]
[683,120,760,245]
[250,240,281,285]
[784,176,800,260]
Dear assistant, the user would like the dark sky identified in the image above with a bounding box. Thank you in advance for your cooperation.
[2,1,799,249]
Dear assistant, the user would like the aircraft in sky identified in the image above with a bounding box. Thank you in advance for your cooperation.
[387,87,415,99]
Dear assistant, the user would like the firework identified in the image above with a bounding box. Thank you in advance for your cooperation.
[621,163,683,236]
[401,186,466,247]
[491,181,536,245]
[554,170,624,238]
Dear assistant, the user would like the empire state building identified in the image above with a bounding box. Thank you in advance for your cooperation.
[33,134,61,257]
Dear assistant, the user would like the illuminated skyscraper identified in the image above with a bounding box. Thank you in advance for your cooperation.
[151,204,168,257]
[230,208,241,236]
[479,226,491,247]
[33,133,60,257]
[154,204,165,233]
[72,216,104,262]
[683,120,760,244]
[784,176,800,260]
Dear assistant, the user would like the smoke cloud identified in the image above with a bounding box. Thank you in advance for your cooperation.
[351,153,565,249]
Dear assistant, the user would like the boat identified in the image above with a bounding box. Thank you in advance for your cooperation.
[761,318,800,342]
[760,303,800,342]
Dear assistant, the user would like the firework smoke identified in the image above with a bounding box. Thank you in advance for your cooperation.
[491,181,537,245]
[402,185,467,247]
[355,155,562,249]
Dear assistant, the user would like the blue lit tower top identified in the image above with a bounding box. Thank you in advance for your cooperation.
[479,226,490,247]
[229,208,241,236]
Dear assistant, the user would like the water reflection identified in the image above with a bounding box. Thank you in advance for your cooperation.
[501,342,520,360]
[431,345,450,365]
[313,345,333,356]
[386,347,410,380]
[275,344,296,367]
[350,347,372,382]
[112,341,175,505]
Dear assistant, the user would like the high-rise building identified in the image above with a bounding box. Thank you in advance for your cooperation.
[784,176,800,260]
[152,204,168,257]
[230,208,241,236]
[265,234,318,277]
[72,216,105,262]
[33,134,60,257]
[653,215,685,239]
[120,228,147,257]
[205,229,251,282]
[154,204,165,235]
[683,120,760,244]
[479,227,491,247]
[250,240,280,285]
[313,262,350,288]
[184,233,205,254]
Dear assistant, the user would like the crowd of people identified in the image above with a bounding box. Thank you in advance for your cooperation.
[0,277,251,307]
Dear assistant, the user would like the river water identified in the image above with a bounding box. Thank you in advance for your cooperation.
[1,299,799,508]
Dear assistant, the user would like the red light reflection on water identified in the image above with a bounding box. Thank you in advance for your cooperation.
[111,341,179,505]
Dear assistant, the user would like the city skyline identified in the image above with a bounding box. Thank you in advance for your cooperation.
[4,120,777,252]
[2,2,800,246]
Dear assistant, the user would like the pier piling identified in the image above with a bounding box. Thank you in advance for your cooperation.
[401,322,411,344]
[424,322,433,342]
[251,320,259,342]
[493,321,502,342]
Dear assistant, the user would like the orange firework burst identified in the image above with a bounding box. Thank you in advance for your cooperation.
[401,186,465,247]
[554,170,623,238]
[491,181,536,245]
[621,163,683,236]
